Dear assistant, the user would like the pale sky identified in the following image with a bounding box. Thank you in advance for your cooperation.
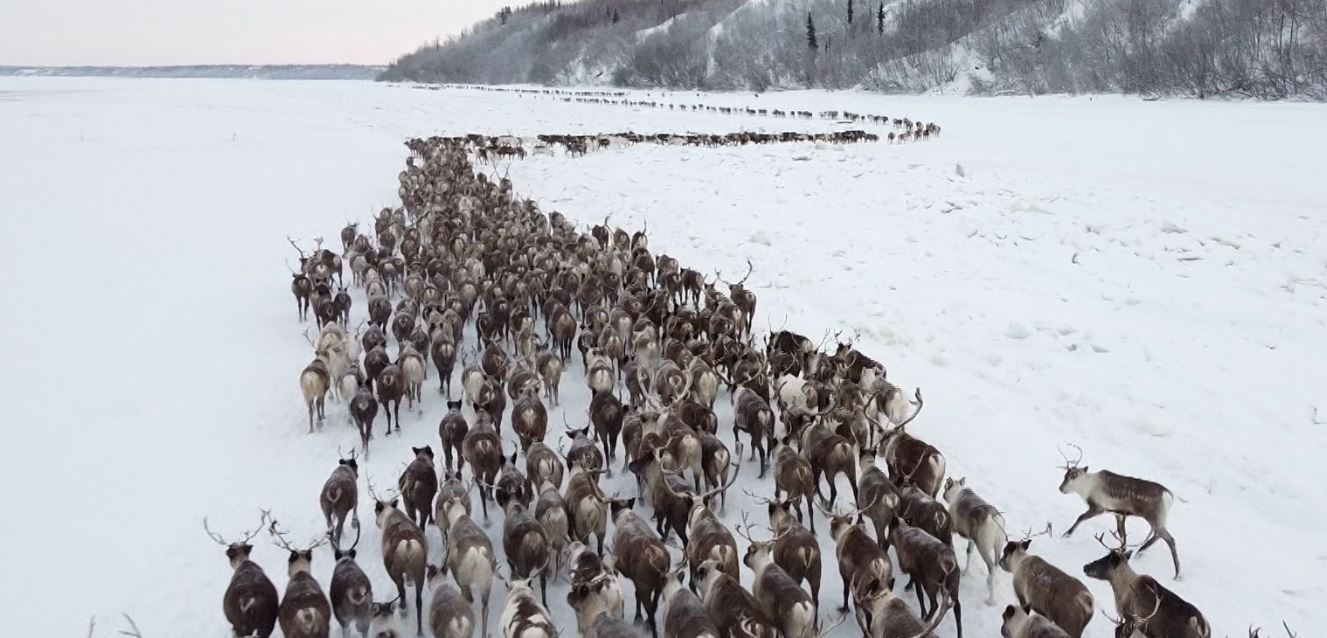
[0,0,512,66]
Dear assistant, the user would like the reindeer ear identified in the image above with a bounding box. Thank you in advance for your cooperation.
[1123,550,1133,561]
[1020,539,1031,551]
[958,477,966,486]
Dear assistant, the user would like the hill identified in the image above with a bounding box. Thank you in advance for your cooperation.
[381,0,1327,98]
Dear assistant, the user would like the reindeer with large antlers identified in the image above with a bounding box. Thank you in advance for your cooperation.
[1085,532,1210,638]
[716,259,756,338]
[1058,444,1183,578]
[268,514,333,638]
[204,514,278,638]
[671,456,744,590]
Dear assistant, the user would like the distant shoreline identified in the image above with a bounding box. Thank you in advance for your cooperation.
[0,65,384,80]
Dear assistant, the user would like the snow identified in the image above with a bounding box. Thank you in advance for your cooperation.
[2,77,1326,638]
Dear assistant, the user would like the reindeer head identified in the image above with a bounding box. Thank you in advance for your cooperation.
[1057,444,1088,493]
[204,514,267,569]
[941,477,967,502]
[1084,532,1134,580]
[267,513,329,576]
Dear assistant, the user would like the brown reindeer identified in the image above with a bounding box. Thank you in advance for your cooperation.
[1058,445,1182,578]
[320,450,360,548]
[399,446,439,529]
[1084,532,1210,638]
[695,558,776,638]
[999,535,1094,638]
[821,498,892,615]
[268,516,333,638]
[329,524,372,638]
[890,517,963,638]
[438,400,468,473]
[738,515,818,638]
[371,480,429,636]
[204,515,278,638]
[426,566,476,638]
[609,499,672,637]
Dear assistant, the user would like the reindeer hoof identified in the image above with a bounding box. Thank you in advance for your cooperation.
[1060,531,1073,538]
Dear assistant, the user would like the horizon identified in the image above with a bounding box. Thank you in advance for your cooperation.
[0,0,510,67]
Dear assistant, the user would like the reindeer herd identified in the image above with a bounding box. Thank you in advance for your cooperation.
[206,130,1219,638]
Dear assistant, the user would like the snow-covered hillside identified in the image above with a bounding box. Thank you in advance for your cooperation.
[1,77,1324,638]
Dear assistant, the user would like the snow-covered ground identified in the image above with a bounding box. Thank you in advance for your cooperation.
[2,77,1325,638]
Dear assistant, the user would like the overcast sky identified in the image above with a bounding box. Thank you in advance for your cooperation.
[0,0,512,66]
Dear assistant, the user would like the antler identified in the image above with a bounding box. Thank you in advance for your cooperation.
[735,259,753,287]
[286,236,307,259]
[268,513,330,552]
[894,387,924,429]
[1057,443,1085,470]
[1020,522,1054,541]
[203,512,267,546]
[365,471,397,503]
[815,612,849,638]
[734,510,762,543]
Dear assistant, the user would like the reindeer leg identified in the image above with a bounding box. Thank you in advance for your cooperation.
[415,582,424,635]
[1156,527,1181,578]
[1062,503,1103,537]
[953,596,964,638]
[395,576,408,617]
[839,570,851,612]
[1115,513,1128,544]
[964,539,975,572]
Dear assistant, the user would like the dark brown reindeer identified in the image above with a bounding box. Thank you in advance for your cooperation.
[501,494,552,607]
[1058,445,1182,578]
[350,385,378,456]
[999,530,1094,638]
[889,516,963,638]
[897,482,953,547]
[320,449,360,548]
[1084,532,1210,638]
[609,499,672,637]
[672,463,743,590]
[268,516,333,638]
[855,448,901,550]
[590,390,625,462]
[399,446,439,529]
[330,524,373,638]
[370,478,429,636]
[438,400,468,473]
[462,411,504,522]
[376,362,405,435]
[732,385,776,478]
[204,515,278,638]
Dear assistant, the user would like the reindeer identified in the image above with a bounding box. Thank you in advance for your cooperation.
[661,565,719,638]
[897,483,953,546]
[1057,445,1182,578]
[566,544,626,637]
[371,480,429,636]
[738,514,817,638]
[534,479,571,577]
[432,330,459,397]
[204,515,278,638]
[1000,605,1071,638]
[854,575,950,638]
[590,390,625,462]
[399,446,439,529]
[564,464,609,555]
[1084,532,1210,638]
[699,432,734,513]
[494,451,532,511]
[320,450,360,548]
[376,363,405,435]
[609,499,672,636]
[694,558,776,638]
[771,435,818,532]
[535,348,563,406]
[268,516,333,638]
[300,357,331,434]
[329,524,373,638]
[525,440,565,491]
[439,485,496,638]
[732,385,776,478]
[999,533,1094,638]
[462,412,504,522]
[438,400,469,473]
[889,517,962,638]
[350,386,378,456]
[877,391,944,498]
[664,458,742,588]
[426,566,476,638]
[508,389,547,455]
[821,497,892,614]
[854,447,900,549]
[941,477,1007,604]
[398,343,427,411]
[499,573,556,638]
[801,410,858,508]
[368,600,403,638]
